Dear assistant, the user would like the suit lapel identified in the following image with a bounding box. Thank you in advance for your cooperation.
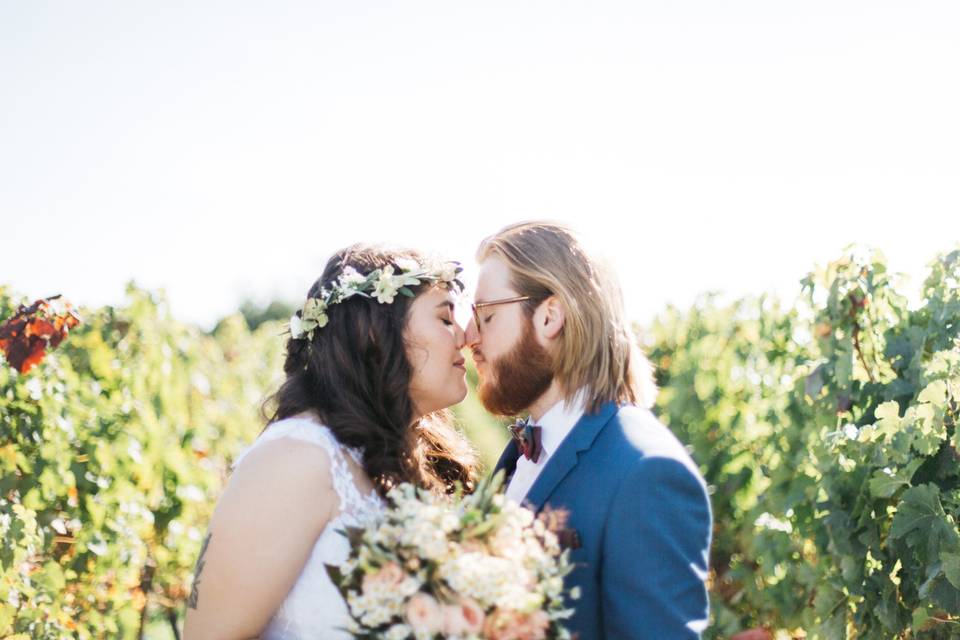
[493,438,521,484]
[524,401,619,513]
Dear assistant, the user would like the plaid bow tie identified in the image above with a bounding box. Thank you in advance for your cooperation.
[509,418,543,463]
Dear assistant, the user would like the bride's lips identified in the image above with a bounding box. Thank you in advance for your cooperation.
[453,358,466,370]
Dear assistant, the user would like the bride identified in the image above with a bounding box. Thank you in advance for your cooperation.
[183,245,479,639]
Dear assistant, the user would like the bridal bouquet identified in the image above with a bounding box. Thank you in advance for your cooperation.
[326,473,577,640]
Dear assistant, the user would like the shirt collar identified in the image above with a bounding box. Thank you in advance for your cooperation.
[533,389,588,457]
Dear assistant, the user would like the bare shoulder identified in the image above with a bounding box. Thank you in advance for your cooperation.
[182,436,340,638]
[222,436,338,529]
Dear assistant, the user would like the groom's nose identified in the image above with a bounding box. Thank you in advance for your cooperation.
[464,318,480,348]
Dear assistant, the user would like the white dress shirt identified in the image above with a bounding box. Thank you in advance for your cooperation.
[505,390,588,504]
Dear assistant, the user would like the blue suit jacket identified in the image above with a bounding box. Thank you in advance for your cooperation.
[494,401,712,639]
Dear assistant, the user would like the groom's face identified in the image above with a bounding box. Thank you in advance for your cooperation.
[466,256,553,416]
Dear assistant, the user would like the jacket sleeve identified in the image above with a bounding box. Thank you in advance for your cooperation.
[600,456,712,639]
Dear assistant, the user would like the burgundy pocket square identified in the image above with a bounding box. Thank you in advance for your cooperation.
[557,527,582,550]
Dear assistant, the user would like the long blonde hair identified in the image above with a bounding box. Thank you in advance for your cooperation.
[477,221,656,413]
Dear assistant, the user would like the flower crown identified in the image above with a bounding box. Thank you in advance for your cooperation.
[289,258,464,341]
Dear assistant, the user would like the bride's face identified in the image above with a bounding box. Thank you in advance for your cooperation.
[404,287,468,417]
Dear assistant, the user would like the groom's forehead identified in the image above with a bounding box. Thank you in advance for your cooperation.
[475,257,515,299]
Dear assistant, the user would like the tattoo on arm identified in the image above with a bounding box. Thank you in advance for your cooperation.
[188,533,212,610]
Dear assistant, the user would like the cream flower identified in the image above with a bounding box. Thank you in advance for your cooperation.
[440,263,459,284]
[338,266,368,299]
[385,624,413,640]
[288,314,304,339]
[339,265,367,287]
[394,257,421,273]
[375,266,402,304]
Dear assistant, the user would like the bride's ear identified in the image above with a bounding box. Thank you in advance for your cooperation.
[535,296,565,341]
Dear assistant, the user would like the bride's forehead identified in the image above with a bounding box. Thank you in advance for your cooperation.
[416,286,455,307]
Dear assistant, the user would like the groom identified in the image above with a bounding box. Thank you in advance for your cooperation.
[466,221,712,639]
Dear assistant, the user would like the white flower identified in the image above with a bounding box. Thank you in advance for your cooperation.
[754,512,793,533]
[395,257,421,273]
[385,623,413,640]
[375,267,402,304]
[340,265,367,287]
[338,267,368,300]
[440,263,459,283]
[438,552,533,609]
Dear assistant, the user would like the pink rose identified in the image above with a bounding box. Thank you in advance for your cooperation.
[459,598,486,634]
[362,561,405,592]
[406,593,443,634]
[442,598,485,635]
[520,610,550,640]
[483,608,550,640]
[483,609,522,640]
[443,604,469,635]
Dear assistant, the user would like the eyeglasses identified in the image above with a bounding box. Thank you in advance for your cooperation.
[471,295,532,333]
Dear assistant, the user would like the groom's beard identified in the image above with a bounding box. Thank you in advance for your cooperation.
[477,322,554,417]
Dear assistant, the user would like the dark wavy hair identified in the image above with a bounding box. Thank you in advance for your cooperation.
[263,244,478,497]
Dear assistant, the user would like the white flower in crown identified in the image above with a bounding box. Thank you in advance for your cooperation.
[394,257,421,273]
[374,266,402,304]
[439,263,459,284]
[338,266,368,298]
[288,297,328,340]
[288,313,304,339]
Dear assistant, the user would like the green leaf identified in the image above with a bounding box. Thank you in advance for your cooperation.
[868,459,923,498]
[875,400,901,423]
[919,562,960,613]
[37,561,65,592]
[917,379,948,407]
[911,606,933,632]
[0,603,13,635]
[943,553,960,589]
[868,471,909,499]
[835,348,853,388]
[890,484,960,558]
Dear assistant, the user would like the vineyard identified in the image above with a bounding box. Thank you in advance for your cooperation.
[1,247,958,639]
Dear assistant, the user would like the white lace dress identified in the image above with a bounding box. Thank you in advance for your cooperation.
[232,415,383,639]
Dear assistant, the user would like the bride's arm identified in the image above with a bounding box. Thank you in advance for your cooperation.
[183,437,337,639]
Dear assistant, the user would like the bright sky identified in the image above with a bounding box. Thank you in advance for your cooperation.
[2,2,957,330]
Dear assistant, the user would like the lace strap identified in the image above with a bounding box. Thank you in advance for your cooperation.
[234,418,373,518]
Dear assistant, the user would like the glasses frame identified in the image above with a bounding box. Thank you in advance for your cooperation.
[471,295,532,332]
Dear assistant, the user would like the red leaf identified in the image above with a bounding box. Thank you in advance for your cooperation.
[0,295,82,374]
